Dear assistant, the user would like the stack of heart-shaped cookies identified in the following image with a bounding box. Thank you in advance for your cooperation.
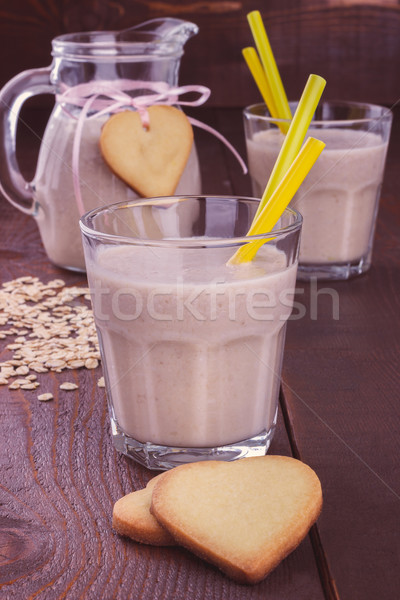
[113,455,322,584]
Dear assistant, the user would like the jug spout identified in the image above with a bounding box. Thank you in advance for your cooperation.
[120,18,199,48]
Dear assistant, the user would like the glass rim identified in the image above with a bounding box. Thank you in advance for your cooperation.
[243,100,393,126]
[51,32,183,61]
[79,195,303,249]
[51,19,199,61]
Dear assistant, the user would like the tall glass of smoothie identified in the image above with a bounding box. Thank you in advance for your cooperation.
[244,101,392,280]
[80,196,302,470]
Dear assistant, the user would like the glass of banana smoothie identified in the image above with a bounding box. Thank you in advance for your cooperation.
[80,196,302,470]
[244,101,392,280]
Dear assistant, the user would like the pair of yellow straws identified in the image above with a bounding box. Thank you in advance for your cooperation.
[228,136,325,265]
[243,10,291,132]
[230,11,327,265]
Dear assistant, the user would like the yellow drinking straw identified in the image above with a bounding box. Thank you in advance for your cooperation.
[242,47,278,120]
[247,10,292,122]
[254,73,326,219]
[228,137,325,265]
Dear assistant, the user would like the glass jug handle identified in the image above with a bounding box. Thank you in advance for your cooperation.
[0,67,53,215]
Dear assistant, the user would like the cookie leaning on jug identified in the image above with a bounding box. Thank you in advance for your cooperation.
[99,105,194,197]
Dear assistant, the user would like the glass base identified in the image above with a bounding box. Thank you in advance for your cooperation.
[56,263,86,273]
[110,417,277,470]
[297,256,370,281]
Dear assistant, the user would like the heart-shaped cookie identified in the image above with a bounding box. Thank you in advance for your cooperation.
[99,106,194,197]
[150,456,322,584]
[112,473,175,546]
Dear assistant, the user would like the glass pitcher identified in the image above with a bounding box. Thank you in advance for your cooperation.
[0,18,202,272]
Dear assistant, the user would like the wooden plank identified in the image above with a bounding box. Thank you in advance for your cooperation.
[0,108,325,599]
[211,100,400,600]
[281,107,400,600]
[0,382,324,598]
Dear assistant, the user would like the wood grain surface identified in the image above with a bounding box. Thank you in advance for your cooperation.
[0,107,329,599]
[0,9,399,592]
[1,101,399,599]
[281,109,400,600]
[0,0,399,106]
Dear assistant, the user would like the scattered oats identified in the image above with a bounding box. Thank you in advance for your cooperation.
[60,382,79,391]
[97,376,105,388]
[14,378,31,385]
[38,393,53,402]
[45,359,66,369]
[60,294,73,302]
[20,383,37,390]
[32,357,47,365]
[0,276,100,390]
[67,360,85,369]
[46,279,65,288]
[30,365,49,374]
[15,276,35,283]
[8,382,20,390]
[2,368,16,377]
[85,358,98,370]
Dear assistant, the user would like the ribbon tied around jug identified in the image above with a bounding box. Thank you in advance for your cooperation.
[57,80,248,215]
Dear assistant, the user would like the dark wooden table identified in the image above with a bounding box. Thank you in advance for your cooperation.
[0,105,399,600]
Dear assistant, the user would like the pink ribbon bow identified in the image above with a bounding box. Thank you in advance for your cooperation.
[56,80,248,215]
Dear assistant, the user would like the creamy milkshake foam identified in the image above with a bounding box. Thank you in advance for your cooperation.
[34,107,201,271]
[88,243,297,448]
[246,128,388,264]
